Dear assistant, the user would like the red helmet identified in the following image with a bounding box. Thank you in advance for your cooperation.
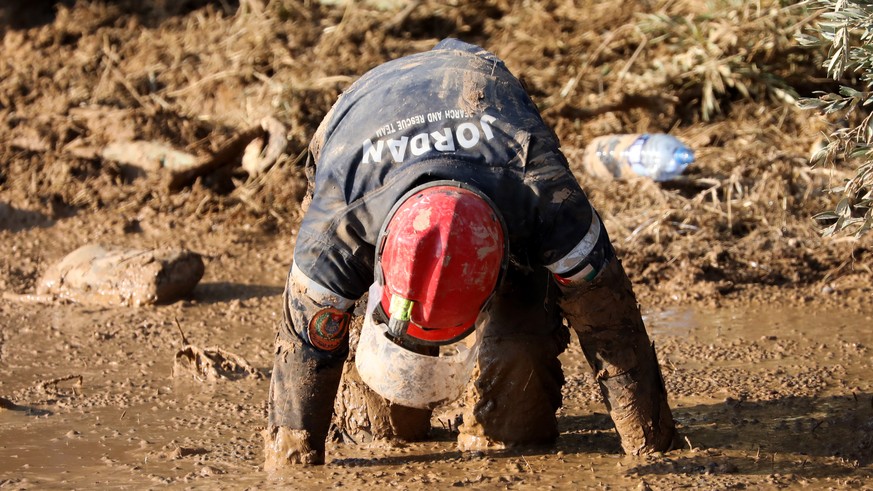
[376,181,507,345]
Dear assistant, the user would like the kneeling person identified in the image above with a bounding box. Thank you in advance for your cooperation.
[264,39,675,468]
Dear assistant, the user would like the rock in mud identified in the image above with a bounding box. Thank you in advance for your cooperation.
[36,244,204,306]
[173,345,263,382]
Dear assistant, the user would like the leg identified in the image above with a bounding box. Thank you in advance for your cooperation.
[264,268,349,468]
[332,315,432,443]
[458,266,570,449]
[264,330,344,468]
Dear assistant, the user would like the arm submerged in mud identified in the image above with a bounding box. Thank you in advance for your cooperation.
[557,256,677,455]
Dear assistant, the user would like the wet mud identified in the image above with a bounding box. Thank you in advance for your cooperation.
[2,0,873,489]
[2,298,872,489]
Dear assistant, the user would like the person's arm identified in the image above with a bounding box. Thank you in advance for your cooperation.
[264,264,356,469]
[547,211,676,455]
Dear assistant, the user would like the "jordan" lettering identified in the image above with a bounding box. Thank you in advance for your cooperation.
[362,115,498,164]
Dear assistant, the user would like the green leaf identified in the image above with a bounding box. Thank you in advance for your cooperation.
[797,98,828,109]
[839,86,863,97]
[813,211,841,220]
[836,197,852,217]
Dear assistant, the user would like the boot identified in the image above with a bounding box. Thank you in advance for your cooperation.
[559,258,676,455]
[263,335,344,468]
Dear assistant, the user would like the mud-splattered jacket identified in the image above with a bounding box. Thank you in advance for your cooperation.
[290,39,610,348]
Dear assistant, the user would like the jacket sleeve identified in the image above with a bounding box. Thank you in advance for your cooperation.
[522,147,613,283]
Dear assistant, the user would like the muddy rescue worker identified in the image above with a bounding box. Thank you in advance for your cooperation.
[264,39,675,469]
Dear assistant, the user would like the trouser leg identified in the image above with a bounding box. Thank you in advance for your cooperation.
[332,317,432,443]
[458,266,569,449]
[263,269,349,468]
[264,330,344,468]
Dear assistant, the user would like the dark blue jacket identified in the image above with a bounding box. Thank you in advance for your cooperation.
[294,39,598,301]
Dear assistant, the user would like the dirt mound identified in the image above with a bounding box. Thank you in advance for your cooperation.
[1,0,869,310]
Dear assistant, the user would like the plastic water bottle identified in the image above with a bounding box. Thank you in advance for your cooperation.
[582,134,694,182]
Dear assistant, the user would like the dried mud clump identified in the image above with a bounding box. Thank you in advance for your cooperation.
[35,245,204,306]
[173,345,263,382]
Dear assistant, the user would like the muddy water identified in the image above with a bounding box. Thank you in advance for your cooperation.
[1,297,872,489]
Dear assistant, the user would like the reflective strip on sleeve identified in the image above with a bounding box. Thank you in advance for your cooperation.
[291,262,355,310]
[545,208,602,276]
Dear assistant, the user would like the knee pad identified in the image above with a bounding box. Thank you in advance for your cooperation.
[282,263,355,357]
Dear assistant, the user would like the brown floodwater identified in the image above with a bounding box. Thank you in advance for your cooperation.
[1,298,872,489]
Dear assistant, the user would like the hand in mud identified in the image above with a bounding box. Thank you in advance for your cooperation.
[262,426,324,470]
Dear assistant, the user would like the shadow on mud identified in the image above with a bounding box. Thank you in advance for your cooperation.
[624,394,873,479]
[0,0,240,30]
[330,394,873,478]
[0,203,54,232]
[0,397,52,417]
[192,282,283,304]
[676,394,873,462]
[329,413,622,468]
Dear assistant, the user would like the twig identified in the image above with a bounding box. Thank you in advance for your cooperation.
[165,71,237,98]
[166,125,264,191]
[685,435,695,451]
[386,0,421,32]
[521,455,534,473]
[618,29,648,79]
[38,375,83,392]
[2,292,58,304]
[174,316,189,346]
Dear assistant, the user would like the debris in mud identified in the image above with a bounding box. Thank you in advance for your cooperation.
[241,117,288,177]
[173,345,263,382]
[166,116,287,191]
[101,140,199,175]
[198,465,224,477]
[0,396,19,410]
[30,244,204,306]
[93,116,286,190]
[37,375,83,394]
[168,446,209,459]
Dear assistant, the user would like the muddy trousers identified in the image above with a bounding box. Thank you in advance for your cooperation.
[332,266,570,446]
[339,262,675,454]
[457,266,570,446]
[265,331,344,466]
